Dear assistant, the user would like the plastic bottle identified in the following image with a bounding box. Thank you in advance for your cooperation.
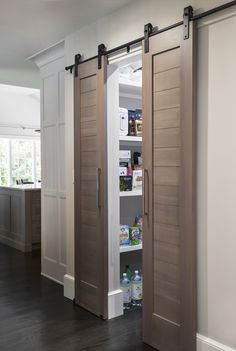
[125,265,132,281]
[131,270,143,306]
[120,273,131,310]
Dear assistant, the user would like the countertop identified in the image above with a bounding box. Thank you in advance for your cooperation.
[0,184,41,192]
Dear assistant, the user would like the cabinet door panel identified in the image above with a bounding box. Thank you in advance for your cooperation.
[143,23,196,351]
[74,57,108,319]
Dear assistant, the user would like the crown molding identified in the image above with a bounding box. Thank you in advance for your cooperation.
[27,40,65,68]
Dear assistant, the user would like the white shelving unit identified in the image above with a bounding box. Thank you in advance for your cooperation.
[106,53,143,318]
[120,243,142,253]
[120,190,142,197]
[119,136,142,146]
[119,83,142,100]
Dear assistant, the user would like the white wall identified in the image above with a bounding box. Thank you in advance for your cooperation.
[0,84,40,138]
[205,14,236,348]
[64,0,236,349]
[196,11,236,350]
[0,67,40,90]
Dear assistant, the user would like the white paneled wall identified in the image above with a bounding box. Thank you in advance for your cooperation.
[30,42,67,284]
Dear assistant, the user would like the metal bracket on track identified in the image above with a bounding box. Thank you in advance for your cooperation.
[144,23,158,53]
[183,6,193,40]
[74,54,81,78]
[98,43,106,69]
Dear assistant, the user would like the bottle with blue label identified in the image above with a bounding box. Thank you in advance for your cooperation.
[121,273,131,310]
[131,270,143,306]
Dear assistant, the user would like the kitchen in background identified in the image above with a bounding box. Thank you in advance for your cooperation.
[0,84,41,252]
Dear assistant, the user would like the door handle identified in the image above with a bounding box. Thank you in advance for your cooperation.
[144,169,149,216]
[97,168,101,209]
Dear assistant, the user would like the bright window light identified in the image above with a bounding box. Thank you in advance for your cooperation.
[0,138,41,186]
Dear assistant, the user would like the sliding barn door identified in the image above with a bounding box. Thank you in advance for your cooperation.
[74,57,108,319]
[142,23,196,350]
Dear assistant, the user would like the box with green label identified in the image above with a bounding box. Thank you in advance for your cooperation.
[129,227,141,245]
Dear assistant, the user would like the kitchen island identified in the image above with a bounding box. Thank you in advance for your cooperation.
[0,185,41,252]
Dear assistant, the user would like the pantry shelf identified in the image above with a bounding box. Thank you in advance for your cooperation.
[120,243,143,253]
[119,83,142,100]
[119,136,142,145]
[120,190,142,197]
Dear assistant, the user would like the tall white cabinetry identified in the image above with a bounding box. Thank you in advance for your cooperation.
[107,53,142,318]
[30,42,67,284]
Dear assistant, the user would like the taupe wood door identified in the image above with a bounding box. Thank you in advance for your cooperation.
[74,57,108,319]
[142,23,196,350]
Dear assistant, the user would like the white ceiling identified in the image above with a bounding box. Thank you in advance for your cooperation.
[0,84,40,137]
[0,0,135,73]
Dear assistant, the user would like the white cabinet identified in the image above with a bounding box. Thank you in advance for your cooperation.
[30,42,67,284]
[107,54,143,319]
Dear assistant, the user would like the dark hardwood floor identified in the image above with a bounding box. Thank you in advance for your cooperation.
[0,244,154,351]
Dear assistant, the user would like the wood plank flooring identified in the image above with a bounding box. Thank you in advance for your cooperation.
[0,244,154,351]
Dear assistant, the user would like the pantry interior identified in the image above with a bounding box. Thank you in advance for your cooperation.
[107,48,143,315]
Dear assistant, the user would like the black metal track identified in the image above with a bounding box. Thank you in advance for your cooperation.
[65,0,236,72]
[106,36,144,56]
[65,55,98,72]
[192,0,236,20]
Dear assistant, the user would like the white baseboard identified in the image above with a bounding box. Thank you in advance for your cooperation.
[0,234,31,252]
[108,289,123,319]
[63,276,123,314]
[64,274,75,300]
[197,334,236,351]
[41,272,64,286]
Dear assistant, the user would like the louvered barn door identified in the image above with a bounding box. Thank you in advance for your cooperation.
[74,57,108,319]
[142,22,196,350]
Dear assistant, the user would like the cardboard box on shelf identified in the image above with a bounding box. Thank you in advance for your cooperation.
[120,176,132,192]
[132,170,142,190]
[119,150,131,159]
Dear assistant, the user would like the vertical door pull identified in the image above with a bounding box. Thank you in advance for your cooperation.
[144,169,149,215]
[97,168,102,209]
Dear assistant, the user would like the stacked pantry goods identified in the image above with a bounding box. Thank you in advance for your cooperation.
[119,150,142,192]
[120,215,142,248]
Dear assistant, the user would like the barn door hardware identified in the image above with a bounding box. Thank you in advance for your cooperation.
[98,44,106,69]
[144,23,158,53]
[183,6,193,40]
[65,1,236,70]
[74,54,81,77]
